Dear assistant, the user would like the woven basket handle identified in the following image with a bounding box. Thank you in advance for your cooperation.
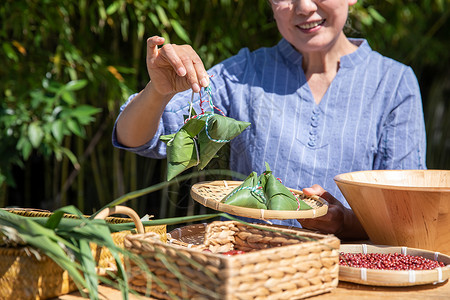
[94,206,145,234]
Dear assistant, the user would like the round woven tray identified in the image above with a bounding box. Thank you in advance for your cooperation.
[339,244,450,286]
[191,180,328,220]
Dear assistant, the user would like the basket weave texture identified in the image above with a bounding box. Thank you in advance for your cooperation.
[125,221,340,300]
[0,208,166,300]
[191,180,328,219]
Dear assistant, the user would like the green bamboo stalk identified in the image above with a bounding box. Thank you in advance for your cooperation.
[97,137,112,206]
[24,159,31,207]
[60,136,71,207]
[0,182,7,207]
[76,136,85,212]
[129,153,138,212]
[140,158,158,213]
[112,148,124,202]
[90,141,105,207]
[44,157,52,208]
[52,156,60,209]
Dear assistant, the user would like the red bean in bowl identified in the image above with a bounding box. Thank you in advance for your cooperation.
[339,252,446,271]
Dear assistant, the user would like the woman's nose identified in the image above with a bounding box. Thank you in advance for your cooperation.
[294,0,318,15]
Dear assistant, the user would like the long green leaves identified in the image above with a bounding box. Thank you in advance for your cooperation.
[0,204,227,299]
[0,206,132,300]
[92,168,245,218]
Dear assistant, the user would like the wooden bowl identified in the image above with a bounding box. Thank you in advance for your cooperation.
[334,170,450,254]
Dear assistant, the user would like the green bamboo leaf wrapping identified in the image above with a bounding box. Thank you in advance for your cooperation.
[161,112,249,180]
[196,114,250,169]
[161,118,206,180]
[260,163,312,210]
[260,171,299,210]
[223,172,267,209]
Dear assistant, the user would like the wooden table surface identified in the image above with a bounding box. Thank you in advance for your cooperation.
[58,279,450,300]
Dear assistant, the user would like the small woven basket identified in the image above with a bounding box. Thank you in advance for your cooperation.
[125,220,340,300]
[191,180,328,220]
[0,207,166,300]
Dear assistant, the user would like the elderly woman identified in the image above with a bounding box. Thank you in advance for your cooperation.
[113,0,426,240]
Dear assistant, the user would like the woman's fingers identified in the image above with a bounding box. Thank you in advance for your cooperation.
[303,184,337,205]
[159,43,188,77]
[193,57,210,88]
[145,36,210,93]
[147,36,165,63]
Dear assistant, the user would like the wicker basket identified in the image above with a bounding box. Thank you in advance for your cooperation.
[167,223,208,247]
[191,180,328,220]
[0,207,166,300]
[125,220,340,300]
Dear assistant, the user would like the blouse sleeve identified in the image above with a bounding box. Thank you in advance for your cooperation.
[373,67,427,170]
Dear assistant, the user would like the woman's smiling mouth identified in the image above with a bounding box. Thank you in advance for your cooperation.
[297,19,326,31]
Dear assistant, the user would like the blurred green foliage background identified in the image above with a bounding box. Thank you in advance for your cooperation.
[1,0,448,217]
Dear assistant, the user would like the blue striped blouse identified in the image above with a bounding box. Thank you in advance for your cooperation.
[113,38,427,225]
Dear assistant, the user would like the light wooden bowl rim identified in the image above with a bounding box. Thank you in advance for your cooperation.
[339,244,450,286]
[190,180,328,220]
[334,169,450,192]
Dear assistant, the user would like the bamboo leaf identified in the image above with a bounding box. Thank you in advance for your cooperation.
[2,42,18,62]
[170,19,191,43]
[77,239,99,300]
[59,147,81,170]
[64,79,88,91]
[368,7,386,23]
[91,169,245,216]
[28,122,44,148]
[106,1,121,15]
[155,5,170,27]
[61,91,76,105]
[71,105,102,123]
[67,119,84,137]
[51,119,64,143]
[45,210,66,230]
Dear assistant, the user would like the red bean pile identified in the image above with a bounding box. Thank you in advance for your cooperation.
[339,252,446,270]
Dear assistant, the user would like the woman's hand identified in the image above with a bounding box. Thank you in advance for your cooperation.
[146,36,210,96]
[298,184,368,241]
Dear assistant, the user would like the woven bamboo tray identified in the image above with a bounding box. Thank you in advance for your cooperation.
[0,207,166,300]
[125,220,340,300]
[191,180,328,220]
[339,244,450,286]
